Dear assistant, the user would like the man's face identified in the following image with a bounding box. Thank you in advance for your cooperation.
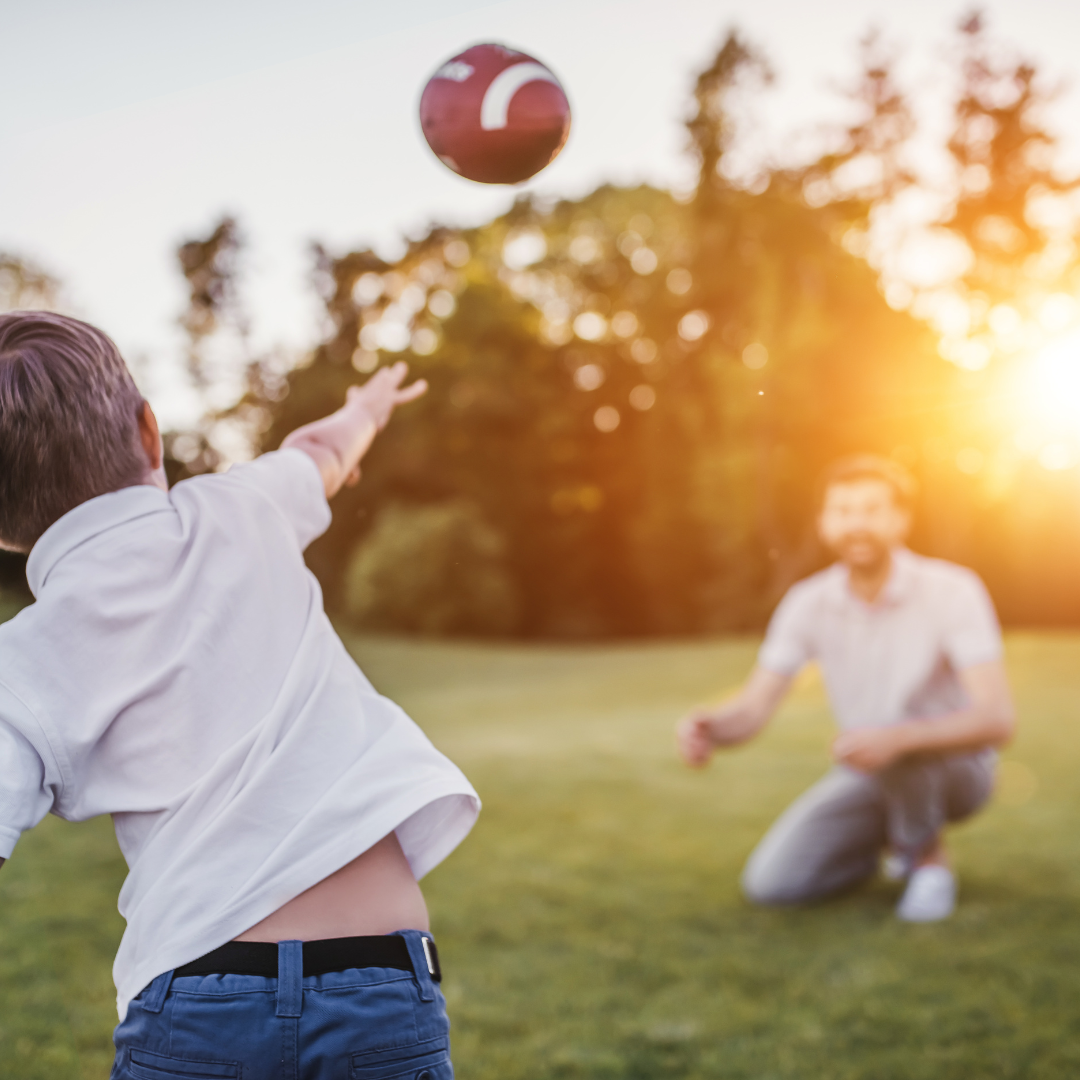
[817,479,910,570]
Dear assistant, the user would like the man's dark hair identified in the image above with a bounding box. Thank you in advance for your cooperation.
[819,454,917,511]
[0,312,147,552]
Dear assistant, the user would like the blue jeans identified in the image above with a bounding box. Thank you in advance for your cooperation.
[111,932,453,1080]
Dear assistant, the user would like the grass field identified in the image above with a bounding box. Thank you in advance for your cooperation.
[3,609,1080,1078]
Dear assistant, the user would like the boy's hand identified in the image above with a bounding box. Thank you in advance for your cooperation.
[346,362,428,432]
[281,362,428,499]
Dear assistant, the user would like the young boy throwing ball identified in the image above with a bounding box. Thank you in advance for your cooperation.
[0,312,479,1078]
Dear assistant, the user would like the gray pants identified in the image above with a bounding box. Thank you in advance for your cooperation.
[741,753,994,906]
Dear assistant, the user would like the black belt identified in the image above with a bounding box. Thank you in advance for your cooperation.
[173,935,439,982]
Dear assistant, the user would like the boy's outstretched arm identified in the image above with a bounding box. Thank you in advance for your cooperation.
[280,362,427,499]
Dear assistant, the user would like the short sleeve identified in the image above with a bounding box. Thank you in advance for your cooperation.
[758,584,815,676]
[940,571,1003,670]
[219,448,333,551]
[0,710,54,860]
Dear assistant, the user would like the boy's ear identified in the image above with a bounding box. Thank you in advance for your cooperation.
[137,401,163,473]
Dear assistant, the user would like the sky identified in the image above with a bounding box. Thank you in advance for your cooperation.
[5,0,1080,424]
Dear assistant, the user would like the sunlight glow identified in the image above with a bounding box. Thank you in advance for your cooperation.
[1027,329,1080,426]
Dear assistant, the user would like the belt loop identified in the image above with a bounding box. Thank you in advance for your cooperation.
[142,969,174,1015]
[276,940,304,1018]
[400,932,436,1002]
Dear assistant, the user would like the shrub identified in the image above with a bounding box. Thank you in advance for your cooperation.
[343,500,520,635]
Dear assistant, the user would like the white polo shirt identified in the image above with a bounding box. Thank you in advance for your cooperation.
[0,449,479,1020]
[758,548,1003,730]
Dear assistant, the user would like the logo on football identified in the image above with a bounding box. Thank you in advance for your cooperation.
[420,44,571,185]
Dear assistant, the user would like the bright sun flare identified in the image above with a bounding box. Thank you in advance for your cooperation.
[1026,329,1080,426]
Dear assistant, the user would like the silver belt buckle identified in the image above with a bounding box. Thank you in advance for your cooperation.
[420,936,441,982]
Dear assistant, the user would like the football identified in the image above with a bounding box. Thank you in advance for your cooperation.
[419,43,571,185]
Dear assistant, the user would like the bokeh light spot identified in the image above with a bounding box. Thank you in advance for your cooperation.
[444,240,470,267]
[573,312,608,341]
[666,268,692,295]
[352,272,383,306]
[574,364,605,391]
[352,348,379,373]
[594,406,620,432]
[742,343,768,369]
[631,338,658,364]
[569,235,601,264]
[428,289,456,319]
[411,328,439,355]
[678,311,710,342]
[502,229,547,270]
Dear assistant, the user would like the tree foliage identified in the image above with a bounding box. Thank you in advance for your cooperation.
[942,12,1080,306]
[214,30,960,638]
[168,17,1080,635]
[0,252,60,315]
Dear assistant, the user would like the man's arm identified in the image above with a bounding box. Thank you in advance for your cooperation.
[280,362,427,499]
[833,659,1015,773]
[676,667,794,767]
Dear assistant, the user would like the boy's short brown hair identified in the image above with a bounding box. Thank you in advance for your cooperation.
[0,312,147,552]
[819,454,917,511]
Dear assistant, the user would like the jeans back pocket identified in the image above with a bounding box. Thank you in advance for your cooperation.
[350,1044,452,1080]
[128,1048,241,1079]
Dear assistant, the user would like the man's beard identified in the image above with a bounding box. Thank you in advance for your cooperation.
[837,534,890,569]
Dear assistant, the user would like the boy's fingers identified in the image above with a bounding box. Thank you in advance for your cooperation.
[395,379,428,402]
[385,361,409,387]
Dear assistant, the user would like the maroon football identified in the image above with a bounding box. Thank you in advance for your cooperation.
[419,43,571,185]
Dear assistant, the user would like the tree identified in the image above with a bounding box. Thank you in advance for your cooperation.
[207,18,1080,636]
[942,11,1079,307]
[0,252,60,314]
[237,28,953,637]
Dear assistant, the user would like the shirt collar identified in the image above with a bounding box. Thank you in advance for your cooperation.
[879,547,917,605]
[26,484,173,598]
[825,546,915,609]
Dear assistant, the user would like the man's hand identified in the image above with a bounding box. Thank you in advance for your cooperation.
[832,660,1015,773]
[832,726,911,773]
[677,709,758,767]
[281,362,427,498]
[677,711,723,768]
[676,667,792,768]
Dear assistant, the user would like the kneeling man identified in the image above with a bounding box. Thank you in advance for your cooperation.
[678,456,1015,921]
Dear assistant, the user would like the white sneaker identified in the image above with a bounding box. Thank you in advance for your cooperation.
[895,864,956,923]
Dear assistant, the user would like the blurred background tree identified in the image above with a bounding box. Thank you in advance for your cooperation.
[11,12,1080,636]
[225,27,964,638]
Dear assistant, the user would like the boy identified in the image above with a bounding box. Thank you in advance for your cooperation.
[677,455,1014,922]
[0,311,479,1077]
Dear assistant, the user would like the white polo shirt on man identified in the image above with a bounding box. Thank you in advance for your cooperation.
[758,548,1003,730]
[0,449,479,1020]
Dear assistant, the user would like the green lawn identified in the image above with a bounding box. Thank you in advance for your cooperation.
[3,619,1080,1078]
